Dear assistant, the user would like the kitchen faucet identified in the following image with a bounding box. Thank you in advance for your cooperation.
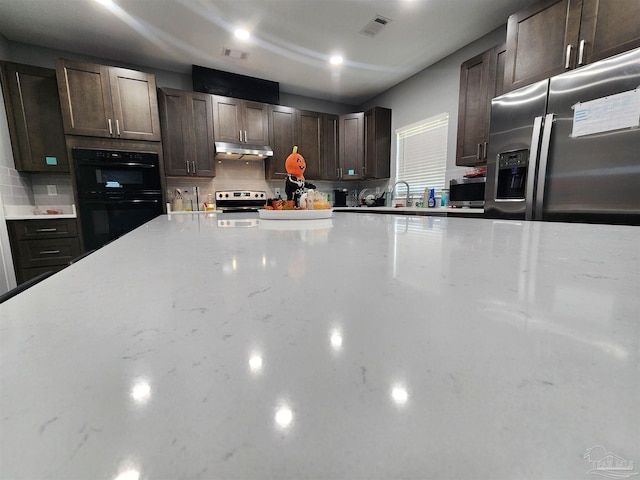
[391,181,411,207]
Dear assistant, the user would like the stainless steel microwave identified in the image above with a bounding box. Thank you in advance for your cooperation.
[449,177,486,208]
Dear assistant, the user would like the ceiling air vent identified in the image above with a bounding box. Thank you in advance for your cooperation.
[360,15,392,37]
[222,48,249,61]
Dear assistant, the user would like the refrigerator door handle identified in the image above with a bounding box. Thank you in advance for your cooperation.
[525,115,545,221]
[534,113,556,221]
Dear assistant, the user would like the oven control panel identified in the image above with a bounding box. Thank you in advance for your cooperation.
[216,190,266,201]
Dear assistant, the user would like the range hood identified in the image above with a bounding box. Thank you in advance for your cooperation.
[214,142,273,160]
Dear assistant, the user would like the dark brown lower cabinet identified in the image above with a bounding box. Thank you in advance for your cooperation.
[8,218,81,285]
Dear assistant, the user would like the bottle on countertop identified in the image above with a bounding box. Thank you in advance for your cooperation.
[183,189,192,211]
[427,188,436,208]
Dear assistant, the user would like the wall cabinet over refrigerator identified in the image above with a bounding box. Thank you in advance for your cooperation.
[503,0,640,93]
[158,88,215,177]
[0,62,69,173]
[456,43,506,166]
[55,58,161,141]
[211,95,269,145]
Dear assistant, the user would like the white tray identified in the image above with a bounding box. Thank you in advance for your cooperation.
[258,209,333,220]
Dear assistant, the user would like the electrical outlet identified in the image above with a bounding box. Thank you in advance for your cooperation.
[47,185,57,196]
[274,188,281,197]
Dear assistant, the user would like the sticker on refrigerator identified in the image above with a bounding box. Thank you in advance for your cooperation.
[571,88,640,138]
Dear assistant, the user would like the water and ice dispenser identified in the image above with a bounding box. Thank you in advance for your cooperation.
[496,149,529,200]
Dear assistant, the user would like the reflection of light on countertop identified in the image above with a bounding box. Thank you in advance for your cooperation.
[262,255,267,267]
[249,353,263,374]
[114,469,140,480]
[131,380,151,404]
[391,385,409,406]
[275,405,294,429]
[330,330,343,350]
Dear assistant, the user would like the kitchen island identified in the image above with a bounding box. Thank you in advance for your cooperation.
[1,212,638,479]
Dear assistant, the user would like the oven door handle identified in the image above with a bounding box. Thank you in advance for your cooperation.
[77,161,156,168]
[99,198,161,204]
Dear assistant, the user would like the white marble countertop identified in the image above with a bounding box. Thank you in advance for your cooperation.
[1,212,638,479]
[3,204,77,220]
[334,206,484,216]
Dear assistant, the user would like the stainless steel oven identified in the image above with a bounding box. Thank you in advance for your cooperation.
[215,190,266,212]
[73,148,164,250]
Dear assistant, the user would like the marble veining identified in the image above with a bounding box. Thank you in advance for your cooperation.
[1,212,638,479]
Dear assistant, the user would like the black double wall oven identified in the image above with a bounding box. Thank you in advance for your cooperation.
[73,148,164,251]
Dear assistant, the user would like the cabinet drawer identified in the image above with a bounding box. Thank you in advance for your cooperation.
[15,237,81,268]
[10,219,78,240]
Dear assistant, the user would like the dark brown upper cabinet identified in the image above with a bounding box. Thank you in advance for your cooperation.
[266,107,323,181]
[456,43,505,166]
[158,87,215,177]
[295,109,322,181]
[0,62,69,173]
[55,58,161,141]
[211,95,269,145]
[339,112,365,180]
[266,105,296,179]
[503,0,640,93]
[322,113,340,181]
[364,107,391,179]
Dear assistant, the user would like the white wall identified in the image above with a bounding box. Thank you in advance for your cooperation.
[360,26,506,186]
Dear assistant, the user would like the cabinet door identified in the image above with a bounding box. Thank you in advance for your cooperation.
[364,107,391,179]
[56,59,113,137]
[187,92,215,177]
[242,101,269,145]
[1,62,68,173]
[503,0,581,92]
[158,88,189,175]
[456,51,491,166]
[339,112,364,180]
[322,114,340,180]
[212,95,242,143]
[296,110,322,181]
[109,67,161,141]
[267,105,296,179]
[578,0,640,65]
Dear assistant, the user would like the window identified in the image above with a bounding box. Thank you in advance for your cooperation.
[395,112,449,197]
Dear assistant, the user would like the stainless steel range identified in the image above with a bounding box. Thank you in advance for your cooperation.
[215,190,266,212]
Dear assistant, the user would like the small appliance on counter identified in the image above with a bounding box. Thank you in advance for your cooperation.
[333,189,348,207]
[449,177,485,208]
[215,190,266,212]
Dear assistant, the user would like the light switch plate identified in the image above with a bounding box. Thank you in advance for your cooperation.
[47,185,57,196]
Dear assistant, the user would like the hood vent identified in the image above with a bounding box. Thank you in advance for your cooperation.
[214,142,273,160]
[360,15,392,37]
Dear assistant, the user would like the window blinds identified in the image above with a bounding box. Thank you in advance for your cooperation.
[395,113,449,196]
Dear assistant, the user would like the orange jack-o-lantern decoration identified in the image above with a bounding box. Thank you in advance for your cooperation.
[285,146,306,180]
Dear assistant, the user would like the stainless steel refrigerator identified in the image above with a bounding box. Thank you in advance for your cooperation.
[484,47,640,225]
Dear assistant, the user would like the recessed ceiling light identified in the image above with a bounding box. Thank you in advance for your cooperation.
[235,29,250,41]
[329,55,343,66]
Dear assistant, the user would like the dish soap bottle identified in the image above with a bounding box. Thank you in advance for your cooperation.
[427,188,436,208]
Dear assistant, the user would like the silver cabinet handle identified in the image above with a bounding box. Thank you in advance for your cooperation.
[192,161,196,174]
[36,228,57,233]
[565,44,573,69]
[239,130,243,142]
[244,130,248,143]
[186,161,190,174]
[477,143,481,160]
[39,250,61,255]
[484,142,488,159]
[116,119,121,136]
[108,118,113,135]
[578,39,586,65]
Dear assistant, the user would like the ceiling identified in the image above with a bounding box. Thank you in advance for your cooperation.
[0,0,536,105]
